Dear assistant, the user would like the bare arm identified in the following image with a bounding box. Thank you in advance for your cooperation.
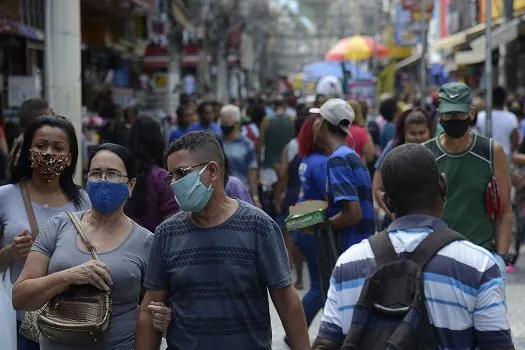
[329,201,362,231]
[512,152,525,166]
[270,285,310,349]
[136,290,169,350]
[273,145,289,213]
[12,251,73,310]
[494,143,512,255]
[372,171,388,213]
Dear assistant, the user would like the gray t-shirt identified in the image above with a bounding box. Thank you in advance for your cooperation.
[144,200,292,350]
[0,184,91,320]
[32,212,153,350]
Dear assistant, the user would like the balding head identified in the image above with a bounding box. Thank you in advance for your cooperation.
[381,143,446,218]
[220,104,241,124]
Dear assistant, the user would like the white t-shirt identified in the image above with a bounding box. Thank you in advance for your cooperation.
[477,109,519,156]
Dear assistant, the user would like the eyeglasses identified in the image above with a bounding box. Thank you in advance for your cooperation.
[88,169,129,183]
[164,162,209,185]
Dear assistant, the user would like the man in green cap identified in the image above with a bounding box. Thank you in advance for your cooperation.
[424,82,512,276]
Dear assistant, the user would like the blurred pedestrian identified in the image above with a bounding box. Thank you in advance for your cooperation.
[220,105,260,207]
[8,99,53,177]
[345,100,374,164]
[188,102,222,136]
[126,116,179,232]
[373,108,433,227]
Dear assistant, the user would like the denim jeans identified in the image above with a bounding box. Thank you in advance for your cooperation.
[16,321,39,350]
[294,231,325,327]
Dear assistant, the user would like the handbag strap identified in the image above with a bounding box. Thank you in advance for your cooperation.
[66,212,100,261]
[20,180,39,240]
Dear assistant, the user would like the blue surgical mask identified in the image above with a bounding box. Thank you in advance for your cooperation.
[170,164,214,213]
[86,181,129,214]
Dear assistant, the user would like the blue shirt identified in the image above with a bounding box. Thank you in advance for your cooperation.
[144,201,292,350]
[188,121,223,136]
[168,126,190,144]
[318,215,512,349]
[327,145,374,250]
[380,122,395,149]
[222,136,257,187]
[299,152,329,201]
[374,140,394,170]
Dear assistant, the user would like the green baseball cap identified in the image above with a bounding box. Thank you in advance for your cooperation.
[438,82,472,113]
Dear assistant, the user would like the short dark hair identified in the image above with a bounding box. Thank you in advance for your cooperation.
[166,131,225,172]
[89,143,135,179]
[379,97,398,122]
[493,86,507,107]
[273,99,287,110]
[381,143,440,216]
[12,115,83,209]
[197,101,213,115]
[324,119,349,139]
[19,99,50,129]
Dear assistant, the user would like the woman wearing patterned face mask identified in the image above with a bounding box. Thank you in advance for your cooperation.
[13,143,171,350]
[0,115,92,350]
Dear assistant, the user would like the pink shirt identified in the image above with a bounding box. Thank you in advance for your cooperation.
[346,125,370,160]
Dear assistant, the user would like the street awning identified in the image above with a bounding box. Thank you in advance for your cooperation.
[430,21,497,50]
[396,53,421,70]
[454,49,485,65]
[470,16,522,50]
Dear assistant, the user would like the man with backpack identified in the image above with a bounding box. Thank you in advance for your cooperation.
[313,143,513,350]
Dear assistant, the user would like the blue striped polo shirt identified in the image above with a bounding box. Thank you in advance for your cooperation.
[327,145,375,250]
[317,215,513,349]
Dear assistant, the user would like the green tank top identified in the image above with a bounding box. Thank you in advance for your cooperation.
[263,114,294,168]
[424,134,495,251]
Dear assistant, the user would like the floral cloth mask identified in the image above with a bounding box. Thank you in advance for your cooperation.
[30,151,70,183]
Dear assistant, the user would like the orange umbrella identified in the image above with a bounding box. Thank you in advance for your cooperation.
[325,36,389,61]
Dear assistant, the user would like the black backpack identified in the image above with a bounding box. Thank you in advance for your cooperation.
[341,228,464,350]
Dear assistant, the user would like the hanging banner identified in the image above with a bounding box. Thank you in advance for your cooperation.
[395,4,422,46]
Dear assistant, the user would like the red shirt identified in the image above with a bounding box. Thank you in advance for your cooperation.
[346,125,370,160]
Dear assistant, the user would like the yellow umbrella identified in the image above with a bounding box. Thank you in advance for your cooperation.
[325,36,389,61]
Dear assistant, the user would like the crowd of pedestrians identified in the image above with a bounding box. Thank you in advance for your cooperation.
[0,81,520,349]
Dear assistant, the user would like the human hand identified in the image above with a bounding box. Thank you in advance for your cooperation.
[148,302,171,334]
[68,260,113,291]
[10,230,33,260]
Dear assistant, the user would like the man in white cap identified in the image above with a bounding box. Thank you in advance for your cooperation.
[313,99,375,252]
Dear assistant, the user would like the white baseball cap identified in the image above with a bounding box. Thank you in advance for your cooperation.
[318,98,355,134]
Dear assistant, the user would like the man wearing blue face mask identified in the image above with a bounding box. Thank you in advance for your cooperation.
[136,131,310,350]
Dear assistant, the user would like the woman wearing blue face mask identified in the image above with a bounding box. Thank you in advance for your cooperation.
[13,143,171,350]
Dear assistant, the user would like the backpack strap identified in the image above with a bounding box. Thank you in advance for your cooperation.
[471,134,493,174]
[368,231,398,266]
[409,228,465,268]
